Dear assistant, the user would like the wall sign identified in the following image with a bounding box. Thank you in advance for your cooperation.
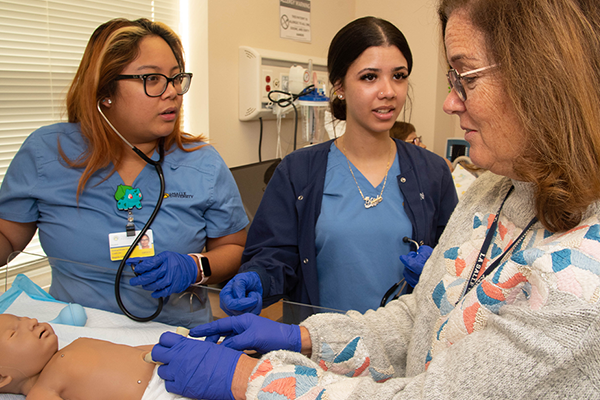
[280,0,311,43]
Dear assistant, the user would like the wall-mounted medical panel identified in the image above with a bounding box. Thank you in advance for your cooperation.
[238,46,328,121]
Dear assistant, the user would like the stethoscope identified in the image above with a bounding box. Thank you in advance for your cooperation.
[380,236,420,307]
[97,101,166,322]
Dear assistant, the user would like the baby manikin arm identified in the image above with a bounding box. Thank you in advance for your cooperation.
[144,326,190,364]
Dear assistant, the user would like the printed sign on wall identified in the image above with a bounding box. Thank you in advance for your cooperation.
[280,0,311,43]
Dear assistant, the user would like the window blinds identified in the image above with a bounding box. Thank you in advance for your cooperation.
[0,0,179,280]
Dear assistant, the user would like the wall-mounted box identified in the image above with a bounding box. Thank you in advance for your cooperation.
[238,46,328,121]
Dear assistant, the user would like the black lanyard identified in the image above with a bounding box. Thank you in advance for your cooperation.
[458,186,537,303]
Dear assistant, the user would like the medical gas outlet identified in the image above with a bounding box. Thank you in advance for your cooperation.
[238,46,328,121]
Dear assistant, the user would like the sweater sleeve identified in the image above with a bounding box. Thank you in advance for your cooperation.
[246,293,600,399]
[246,297,420,399]
[244,204,600,399]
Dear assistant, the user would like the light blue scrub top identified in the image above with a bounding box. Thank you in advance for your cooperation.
[0,123,249,327]
[315,142,412,313]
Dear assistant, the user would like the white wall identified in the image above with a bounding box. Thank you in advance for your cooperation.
[204,0,355,167]
[184,0,460,167]
[181,0,209,139]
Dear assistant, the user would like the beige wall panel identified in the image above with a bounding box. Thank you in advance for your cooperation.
[206,0,355,167]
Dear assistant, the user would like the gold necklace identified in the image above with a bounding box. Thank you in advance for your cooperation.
[341,138,395,209]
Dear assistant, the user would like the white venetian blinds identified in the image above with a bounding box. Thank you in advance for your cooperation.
[0,0,179,275]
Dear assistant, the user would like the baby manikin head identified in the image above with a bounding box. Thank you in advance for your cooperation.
[0,314,58,393]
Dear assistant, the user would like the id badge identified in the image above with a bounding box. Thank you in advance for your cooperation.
[108,229,155,261]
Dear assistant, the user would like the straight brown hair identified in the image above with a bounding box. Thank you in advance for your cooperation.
[439,0,600,232]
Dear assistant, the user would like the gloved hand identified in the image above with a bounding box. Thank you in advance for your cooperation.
[400,245,433,287]
[219,272,263,316]
[190,313,302,354]
[153,331,242,400]
[128,251,197,298]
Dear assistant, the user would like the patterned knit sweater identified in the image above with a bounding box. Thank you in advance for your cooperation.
[246,172,600,399]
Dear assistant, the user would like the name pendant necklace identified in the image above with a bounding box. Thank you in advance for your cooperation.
[342,138,395,209]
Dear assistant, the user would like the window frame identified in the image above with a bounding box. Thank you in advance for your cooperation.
[0,0,180,290]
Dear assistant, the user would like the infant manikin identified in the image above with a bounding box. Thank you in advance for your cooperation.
[0,314,190,400]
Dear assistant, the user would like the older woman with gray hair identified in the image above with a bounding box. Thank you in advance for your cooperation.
[145,1,600,398]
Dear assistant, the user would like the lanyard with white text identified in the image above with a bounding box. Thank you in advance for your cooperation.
[458,186,537,303]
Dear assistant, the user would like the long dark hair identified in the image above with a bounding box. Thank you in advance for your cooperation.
[328,16,413,120]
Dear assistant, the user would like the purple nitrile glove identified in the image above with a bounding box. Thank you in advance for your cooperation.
[219,271,263,316]
[190,313,302,354]
[128,251,197,298]
[400,245,433,287]
[152,331,242,400]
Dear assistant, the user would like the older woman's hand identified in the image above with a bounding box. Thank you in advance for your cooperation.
[190,313,302,354]
[153,332,243,400]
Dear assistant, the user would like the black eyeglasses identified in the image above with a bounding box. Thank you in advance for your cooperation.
[446,65,497,101]
[114,72,193,97]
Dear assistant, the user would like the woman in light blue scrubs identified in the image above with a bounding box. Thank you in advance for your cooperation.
[0,18,248,327]
[220,17,458,315]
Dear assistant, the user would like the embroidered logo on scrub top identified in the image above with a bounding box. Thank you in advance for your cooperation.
[165,191,194,199]
[115,184,143,211]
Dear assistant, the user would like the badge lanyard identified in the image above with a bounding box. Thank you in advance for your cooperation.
[457,186,538,304]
